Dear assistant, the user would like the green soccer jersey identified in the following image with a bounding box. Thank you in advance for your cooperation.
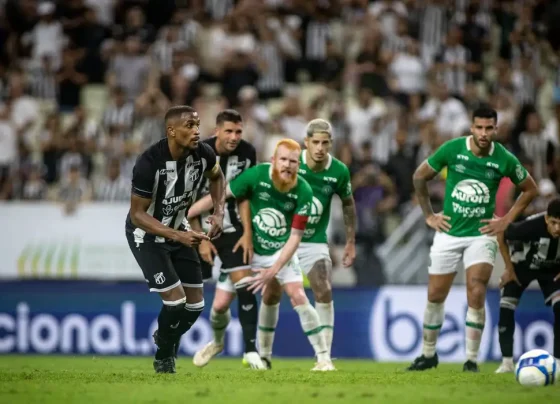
[427,136,528,237]
[229,163,313,256]
[298,152,352,243]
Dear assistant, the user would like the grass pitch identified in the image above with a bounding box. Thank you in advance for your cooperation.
[0,356,557,403]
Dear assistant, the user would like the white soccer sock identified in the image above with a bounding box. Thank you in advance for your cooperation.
[258,303,279,360]
[465,306,485,363]
[295,303,329,363]
[210,308,230,345]
[315,301,334,354]
[422,301,445,358]
[502,357,514,365]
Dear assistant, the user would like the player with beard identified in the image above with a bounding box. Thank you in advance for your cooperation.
[189,110,264,369]
[188,139,335,371]
[126,106,225,373]
[254,119,356,365]
[408,106,537,372]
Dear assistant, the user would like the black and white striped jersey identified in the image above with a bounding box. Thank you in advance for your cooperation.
[125,138,218,243]
[507,213,560,273]
[197,137,256,234]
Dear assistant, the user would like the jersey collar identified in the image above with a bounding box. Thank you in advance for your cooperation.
[466,135,494,156]
[302,150,333,170]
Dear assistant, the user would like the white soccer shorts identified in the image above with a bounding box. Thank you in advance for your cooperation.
[428,232,498,275]
[216,250,303,292]
[297,242,331,275]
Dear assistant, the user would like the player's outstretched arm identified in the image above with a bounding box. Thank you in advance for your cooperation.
[233,199,253,264]
[497,230,521,287]
[206,165,226,217]
[187,185,234,219]
[248,229,304,293]
[130,194,188,241]
[341,196,356,267]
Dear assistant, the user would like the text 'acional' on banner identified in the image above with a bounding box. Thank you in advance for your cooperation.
[0,203,143,280]
[0,282,555,361]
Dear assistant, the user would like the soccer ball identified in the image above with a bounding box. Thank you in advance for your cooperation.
[515,349,557,387]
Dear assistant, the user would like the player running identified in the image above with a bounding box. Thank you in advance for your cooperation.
[256,119,356,366]
[495,199,560,373]
[188,138,334,371]
[126,106,225,373]
[189,109,265,369]
[407,106,538,372]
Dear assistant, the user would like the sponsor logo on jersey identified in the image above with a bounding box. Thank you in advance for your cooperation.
[307,197,324,225]
[322,185,333,195]
[159,169,175,175]
[454,164,466,173]
[451,179,490,204]
[298,169,306,174]
[258,192,270,201]
[450,179,491,218]
[457,154,469,161]
[486,162,499,169]
[259,182,271,188]
[253,208,287,238]
[284,202,295,211]
[161,192,193,216]
[324,177,337,183]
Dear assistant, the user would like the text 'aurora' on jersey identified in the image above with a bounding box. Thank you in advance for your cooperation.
[427,136,528,237]
[229,163,313,255]
[298,153,352,243]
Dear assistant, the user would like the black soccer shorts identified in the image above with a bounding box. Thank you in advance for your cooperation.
[213,231,250,272]
[502,265,560,306]
[126,233,203,292]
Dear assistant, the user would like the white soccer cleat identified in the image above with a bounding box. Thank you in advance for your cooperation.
[192,341,224,368]
[311,360,336,372]
[495,360,515,373]
[243,352,267,370]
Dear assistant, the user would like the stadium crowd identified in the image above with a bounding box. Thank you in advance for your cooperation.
[1,0,560,284]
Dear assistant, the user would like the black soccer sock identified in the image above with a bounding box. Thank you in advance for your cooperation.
[155,300,186,360]
[178,300,205,336]
[553,301,560,359]
[236,281,258,353]
[498,306,516,358]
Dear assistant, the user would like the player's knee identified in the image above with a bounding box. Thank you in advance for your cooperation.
[285,284,308,307]
[427,288,448,304]
[312,282,332,303]
[160,287,186,303]
[162,296,187,311]
[185,286,203,303]
[234,278,257,303]
[467,282,488,309]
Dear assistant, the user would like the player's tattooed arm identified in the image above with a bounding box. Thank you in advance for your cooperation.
[341,196,356,244]
[412,161,439,218]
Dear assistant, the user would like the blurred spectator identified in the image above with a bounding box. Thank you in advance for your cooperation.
[56,163,92,215]
[0,103,15,200]
[21,163,47,201]
[94,158,130,201]
[106,36,150,101]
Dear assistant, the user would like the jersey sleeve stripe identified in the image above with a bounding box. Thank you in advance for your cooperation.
[132,186,152,198]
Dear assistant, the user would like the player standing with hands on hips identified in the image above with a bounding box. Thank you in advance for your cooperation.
[407,106,537,372]
[125,106,226,374]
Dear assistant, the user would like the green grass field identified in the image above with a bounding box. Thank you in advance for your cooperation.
[0,356,557,403]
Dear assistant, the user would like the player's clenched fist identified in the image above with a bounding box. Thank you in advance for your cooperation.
[177,230,209,247]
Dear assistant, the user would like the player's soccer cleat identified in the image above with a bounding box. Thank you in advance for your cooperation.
[261,357,272,370]
[242,352,267,370]
[153,357,176,374]
[192,340,224,367]
[311,359,336,371]
[463,360,480,372]
[495,359,515,373]
[406,354,439,371]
